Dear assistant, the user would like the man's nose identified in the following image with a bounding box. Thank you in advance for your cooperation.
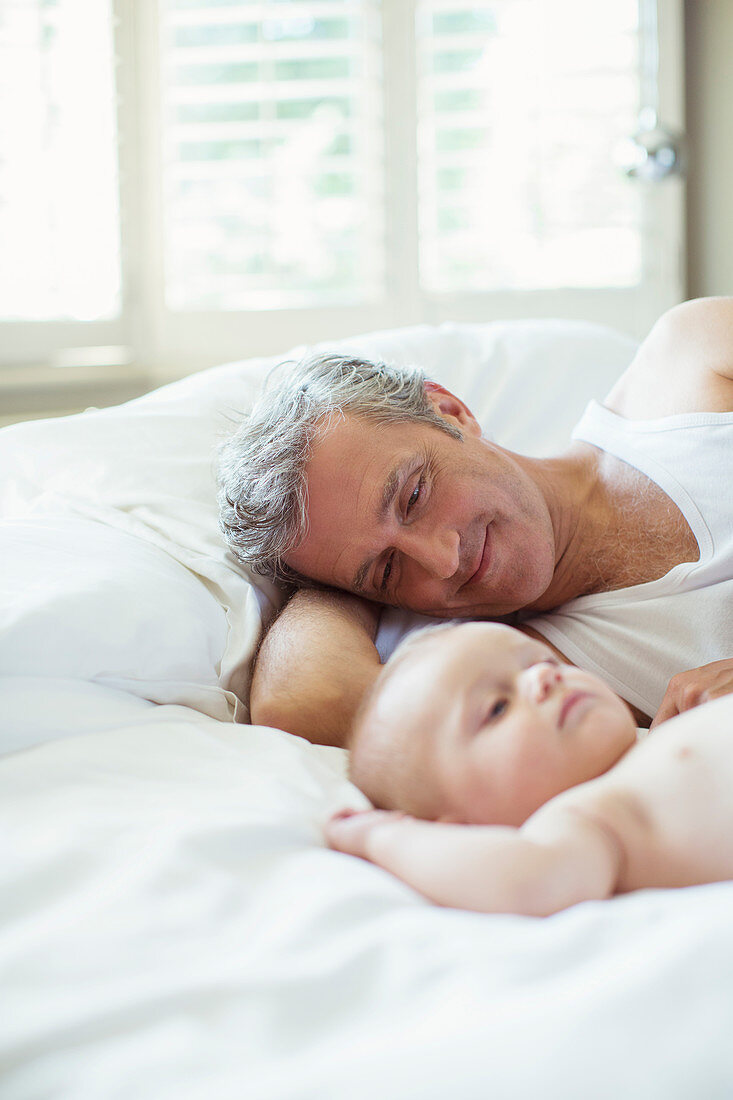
[524,662,564,703]
[397,525,460,580]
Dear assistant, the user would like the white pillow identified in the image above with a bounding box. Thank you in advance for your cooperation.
[328,318,638,455]
[0,514,237,719]
[0,319,638,714]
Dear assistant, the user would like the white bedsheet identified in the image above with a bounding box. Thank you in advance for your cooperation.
[3,680,733,1099]
[3,319,733,1098]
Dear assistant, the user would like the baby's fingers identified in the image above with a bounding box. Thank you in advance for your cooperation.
[325,808,407,859]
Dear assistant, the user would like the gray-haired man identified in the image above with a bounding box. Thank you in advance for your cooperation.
[218,297,733,746]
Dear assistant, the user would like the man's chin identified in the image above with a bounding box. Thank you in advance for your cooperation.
[445,585,537,619]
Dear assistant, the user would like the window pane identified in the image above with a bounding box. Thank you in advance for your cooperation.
[416,0,642,293]
[159,0,384,311]
[0,0,121,321]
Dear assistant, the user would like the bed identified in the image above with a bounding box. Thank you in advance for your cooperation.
[3,319,733,1099]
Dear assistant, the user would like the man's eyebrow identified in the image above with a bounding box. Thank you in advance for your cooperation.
[379,464,402,516]
[352,462,405,594]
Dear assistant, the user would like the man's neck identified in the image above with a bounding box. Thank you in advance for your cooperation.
[514,444,605,611]
[517,439,699,612]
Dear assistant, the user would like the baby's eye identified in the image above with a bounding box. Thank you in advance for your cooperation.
[487,698,509,722]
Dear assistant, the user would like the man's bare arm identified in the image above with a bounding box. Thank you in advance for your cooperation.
[606,296,733,418]
[249,588,382,748]
[662,296,733,386]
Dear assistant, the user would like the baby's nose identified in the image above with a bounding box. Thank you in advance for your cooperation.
[526,661,563,702]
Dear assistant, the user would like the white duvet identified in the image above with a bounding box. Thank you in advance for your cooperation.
[3,320,733,1099]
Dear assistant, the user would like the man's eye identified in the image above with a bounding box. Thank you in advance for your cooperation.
[405,475,424,515]
[487,698,509,722]
[380,553,394,593]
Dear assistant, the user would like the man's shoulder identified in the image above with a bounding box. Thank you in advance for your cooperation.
[603,297,733,420]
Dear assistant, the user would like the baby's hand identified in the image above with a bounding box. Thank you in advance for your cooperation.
[324,808,409,860]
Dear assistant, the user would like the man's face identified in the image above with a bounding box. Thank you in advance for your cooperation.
[374,623,637,826]
[286,394,557,617]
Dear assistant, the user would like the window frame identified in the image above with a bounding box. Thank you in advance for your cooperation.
[0,0,686,383]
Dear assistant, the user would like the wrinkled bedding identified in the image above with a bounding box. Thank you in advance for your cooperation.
[4,319,732,1099]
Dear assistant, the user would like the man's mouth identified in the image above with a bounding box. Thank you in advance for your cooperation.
[464,525,492,587]
[559,691,593,728]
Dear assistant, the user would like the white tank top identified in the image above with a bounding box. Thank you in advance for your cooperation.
[524,400,733,718]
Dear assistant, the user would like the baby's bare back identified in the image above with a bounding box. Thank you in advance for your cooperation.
[537,695,733,895]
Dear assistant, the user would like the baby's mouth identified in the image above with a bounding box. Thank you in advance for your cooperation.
[559,691,593,728]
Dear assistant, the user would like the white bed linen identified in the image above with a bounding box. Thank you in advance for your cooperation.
[1,516,233,717]
[0,318,637,714]
[6,319,733,1098]
[3,680,733,1100]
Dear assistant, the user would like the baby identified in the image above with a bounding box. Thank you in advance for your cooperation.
[325,622,733,915]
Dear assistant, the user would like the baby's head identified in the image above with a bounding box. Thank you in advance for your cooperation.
[350,622,636,826]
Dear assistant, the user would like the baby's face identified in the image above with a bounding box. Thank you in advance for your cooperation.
[375,623,637,826]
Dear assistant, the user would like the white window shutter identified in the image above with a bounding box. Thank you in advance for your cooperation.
[0,0,121,322]
[416,0,644,294]
[158,1,385,311]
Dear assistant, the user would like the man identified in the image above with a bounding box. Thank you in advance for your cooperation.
[218,297,733,746]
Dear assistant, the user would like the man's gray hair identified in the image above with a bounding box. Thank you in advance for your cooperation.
[217,351,462,584]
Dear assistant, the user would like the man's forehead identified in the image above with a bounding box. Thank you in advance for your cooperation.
[300,416,425,588]
[313,409,383,448]
[287,418,390,580]
[308,416,390,489]
[305,417,384,502]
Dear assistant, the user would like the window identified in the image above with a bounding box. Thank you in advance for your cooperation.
[159,0,384,310]
[416,0,642,292]
[0,0,120,321]
[0,0,685,377]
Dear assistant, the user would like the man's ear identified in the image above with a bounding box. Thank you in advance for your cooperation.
[423,380,482,437]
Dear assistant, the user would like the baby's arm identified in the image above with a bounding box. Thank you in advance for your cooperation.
[329,697,733,912]
[324,806,622,916]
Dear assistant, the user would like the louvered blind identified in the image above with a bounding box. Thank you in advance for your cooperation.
[159,0,384,311]
[416,0,642,293]
[1,0,684,370]
[0,0,121,321]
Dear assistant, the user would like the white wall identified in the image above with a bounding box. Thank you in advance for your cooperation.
[685,0,733,297]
